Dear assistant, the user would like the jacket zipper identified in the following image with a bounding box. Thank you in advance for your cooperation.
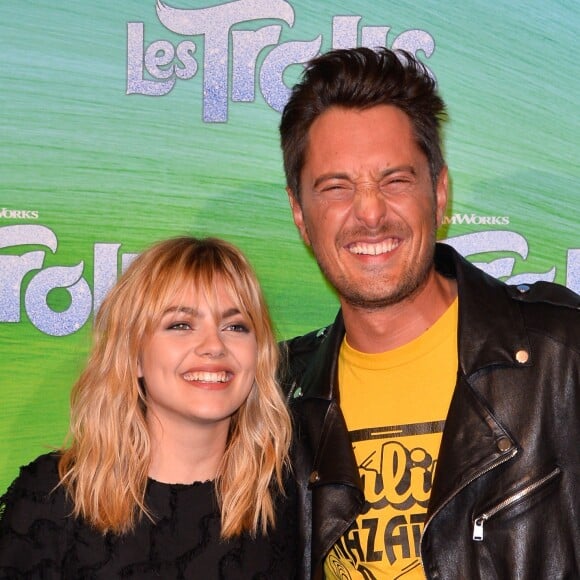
[421,445,518,578]
[472,466,561,541]
[423,446,517,539]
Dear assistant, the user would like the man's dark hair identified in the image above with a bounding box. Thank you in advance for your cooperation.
[279,47,448,199]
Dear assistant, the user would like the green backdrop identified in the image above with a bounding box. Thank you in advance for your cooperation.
[1,0,578,492]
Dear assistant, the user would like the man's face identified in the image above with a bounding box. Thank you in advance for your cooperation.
[289,105,448,310]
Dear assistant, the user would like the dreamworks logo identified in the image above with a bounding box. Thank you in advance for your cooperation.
[0,208,39,220]
[443,213,510,226]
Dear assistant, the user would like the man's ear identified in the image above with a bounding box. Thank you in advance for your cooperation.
[435,166,449,227]
[287,187,311,246]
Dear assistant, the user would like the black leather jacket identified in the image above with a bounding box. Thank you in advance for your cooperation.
[282,243,580,579]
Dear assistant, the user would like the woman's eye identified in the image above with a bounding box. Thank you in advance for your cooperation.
[225,322,250,333]
[168,322,191,331]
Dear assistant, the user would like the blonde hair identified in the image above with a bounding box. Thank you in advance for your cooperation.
[58,236,292,538]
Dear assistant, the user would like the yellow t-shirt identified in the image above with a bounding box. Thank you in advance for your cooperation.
[324,298,458,579]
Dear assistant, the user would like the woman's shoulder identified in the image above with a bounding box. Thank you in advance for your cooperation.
[6,451,61,493]
[0,451,66,522]
[19,450,61,476]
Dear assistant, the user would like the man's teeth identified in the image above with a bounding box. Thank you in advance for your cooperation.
[349,239,399,255]
[183,371,229,383]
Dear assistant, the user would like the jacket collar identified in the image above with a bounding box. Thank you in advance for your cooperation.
[296,310,345,401]
[437,243,531,376]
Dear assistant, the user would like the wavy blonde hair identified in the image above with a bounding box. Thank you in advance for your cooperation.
[58,236,291,538]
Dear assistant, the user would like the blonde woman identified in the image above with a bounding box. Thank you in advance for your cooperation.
[0,237,297,578]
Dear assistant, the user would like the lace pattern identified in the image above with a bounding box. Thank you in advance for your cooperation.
[0,453,298,579]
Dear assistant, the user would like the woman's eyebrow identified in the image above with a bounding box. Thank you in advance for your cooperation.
[221,307,242,319]
[161,306,198,316]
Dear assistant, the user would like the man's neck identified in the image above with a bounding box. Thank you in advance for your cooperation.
[341,270,458,354]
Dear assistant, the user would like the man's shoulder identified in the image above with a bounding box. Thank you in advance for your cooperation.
[278,324,334,394]
[506,280,580,310]
[451,243,580,330]
[504,280,580,343]
[282,325,332,357]
[439,242,580,314]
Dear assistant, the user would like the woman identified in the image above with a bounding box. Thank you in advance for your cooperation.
[0,236,296,579]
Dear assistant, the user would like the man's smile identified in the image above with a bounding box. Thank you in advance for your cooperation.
[346,238,401,256]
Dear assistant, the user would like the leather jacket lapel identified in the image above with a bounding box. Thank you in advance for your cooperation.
[290,313,365,571]
[303,398,365,565]
[426,373,518,524]
[436,244,530,375]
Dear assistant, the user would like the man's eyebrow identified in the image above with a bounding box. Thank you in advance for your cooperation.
[379,165,417,178]
[312,172,351,189]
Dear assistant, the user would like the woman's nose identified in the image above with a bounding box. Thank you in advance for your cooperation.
[194,328,226,358]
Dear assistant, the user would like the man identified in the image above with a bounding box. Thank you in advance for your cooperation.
[279,47,580,579]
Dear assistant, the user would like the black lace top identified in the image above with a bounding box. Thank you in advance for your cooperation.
[0,453,297,579]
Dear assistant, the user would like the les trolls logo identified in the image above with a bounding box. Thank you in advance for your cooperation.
[0,225,137,337]
[127,0,436,121]
[2,225,579,337]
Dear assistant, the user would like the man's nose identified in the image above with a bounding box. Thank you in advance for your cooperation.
[352,184,387,229]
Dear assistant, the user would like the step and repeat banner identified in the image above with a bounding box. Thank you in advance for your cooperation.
[1,1,578,492]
